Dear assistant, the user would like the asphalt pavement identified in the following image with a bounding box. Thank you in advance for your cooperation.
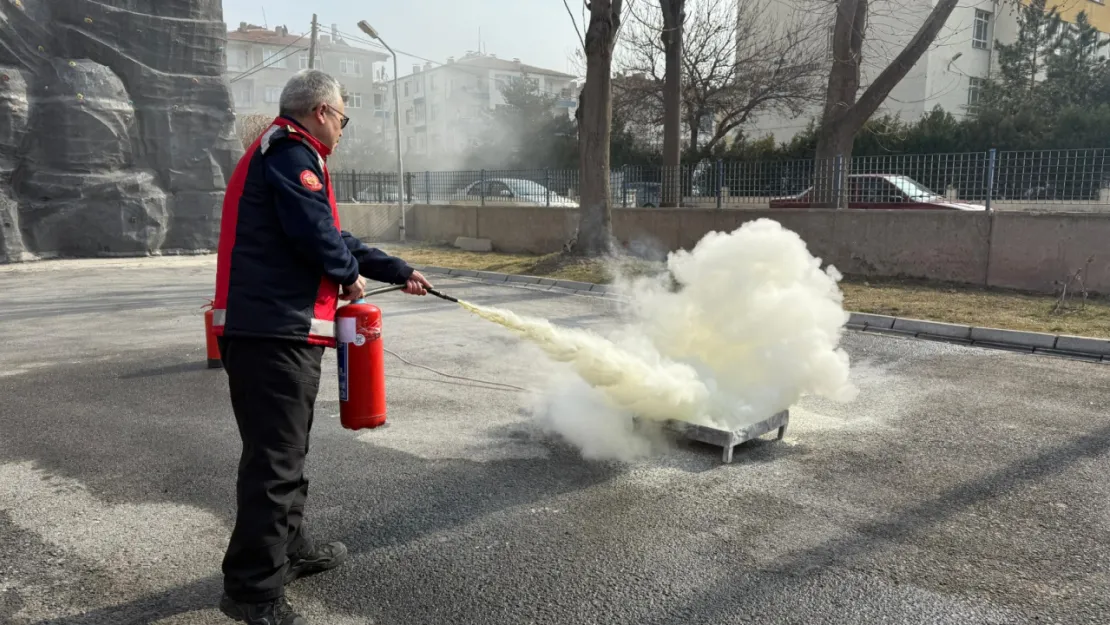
[1,256,1108,625]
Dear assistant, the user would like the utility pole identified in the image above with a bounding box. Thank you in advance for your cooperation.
[357,20,406,242]
[308,14,319,69]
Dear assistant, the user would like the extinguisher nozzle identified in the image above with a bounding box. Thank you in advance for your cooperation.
[426,288,458,303]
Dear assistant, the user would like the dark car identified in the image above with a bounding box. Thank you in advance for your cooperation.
[621,182,662,208]
[768,174,985,210]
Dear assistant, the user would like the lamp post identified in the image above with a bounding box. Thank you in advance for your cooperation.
[357,20,405,242]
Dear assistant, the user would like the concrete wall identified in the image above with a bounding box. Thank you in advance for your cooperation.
[338,203,403,242]
[988,212,1110,292]
[338,203,1110,293]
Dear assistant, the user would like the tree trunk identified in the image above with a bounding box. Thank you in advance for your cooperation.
[689,113,701,159]
[813,127,854,208]
[568,0,624,256]
[813,0,960,207]
[814,0,865,207]
[660,0,684,208]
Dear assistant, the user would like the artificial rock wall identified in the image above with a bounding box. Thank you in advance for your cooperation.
[0,0,242,261]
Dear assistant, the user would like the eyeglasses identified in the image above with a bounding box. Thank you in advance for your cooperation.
[322,105,350,129]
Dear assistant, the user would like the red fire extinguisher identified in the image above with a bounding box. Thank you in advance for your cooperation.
[335,299,388,430]
[203,300,222,369]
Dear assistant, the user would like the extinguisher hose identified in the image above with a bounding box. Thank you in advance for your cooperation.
[363,284,407,297]
[424,287,458,302]
[360,283,459,303]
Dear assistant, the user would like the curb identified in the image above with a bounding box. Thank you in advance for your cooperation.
[412,265,1110,364]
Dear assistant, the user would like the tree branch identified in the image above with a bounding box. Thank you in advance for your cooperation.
[827,0,960,132]
[564,0,587,50]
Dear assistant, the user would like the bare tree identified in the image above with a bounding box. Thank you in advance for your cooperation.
[565,0,626,256]
[659,0,685,207]
[616,0,825,157]
[813,0,960,205]
[235,114,273,150]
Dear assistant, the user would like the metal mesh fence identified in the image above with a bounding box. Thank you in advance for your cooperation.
[340,148,1110,209]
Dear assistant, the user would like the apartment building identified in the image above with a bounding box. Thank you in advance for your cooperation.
[225,23,391,146]
[387,52,578,158]
[748,0,1110,142]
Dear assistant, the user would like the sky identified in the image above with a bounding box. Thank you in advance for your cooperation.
[223,0,585,78]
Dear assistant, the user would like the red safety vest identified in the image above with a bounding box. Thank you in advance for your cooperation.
[211,117,343,348]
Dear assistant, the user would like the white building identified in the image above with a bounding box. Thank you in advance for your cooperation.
[387,52,578,160]
[748,0,1110,142]
[224,23,391,148]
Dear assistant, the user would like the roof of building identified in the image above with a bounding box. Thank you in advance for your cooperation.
[416,53,575,79]
[227,24,388,61]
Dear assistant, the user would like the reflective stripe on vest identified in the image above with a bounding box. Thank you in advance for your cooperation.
[210,309,336,339]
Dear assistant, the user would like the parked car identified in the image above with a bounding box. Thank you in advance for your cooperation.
[457,178,578,207]
[768,174,985,210]
[354,187,400,203]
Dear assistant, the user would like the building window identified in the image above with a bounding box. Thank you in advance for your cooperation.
[263,48,287,69]
[968,77,985,107]
[233,84,253,108]
[227,48,249,71]
[973,10,991,50]
[404,81,410,97]
[407,136,415,151]
[349,93,363,109]
[298,54,322,70]
[339,58,362,76]
[264,87,282,103]
[374,93,383,109]
[406,109,413,125]
[431,104,440,121]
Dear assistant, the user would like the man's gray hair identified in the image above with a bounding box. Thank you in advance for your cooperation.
[279,69,347,117]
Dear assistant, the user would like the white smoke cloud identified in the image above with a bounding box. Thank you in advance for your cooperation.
[465,218,858,460]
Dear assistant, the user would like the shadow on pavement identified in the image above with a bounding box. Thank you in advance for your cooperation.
[25,577,223,625]
[636,422,1110,625]
[1,348,621,623]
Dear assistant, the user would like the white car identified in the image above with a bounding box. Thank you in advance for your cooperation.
[457,178,578,207]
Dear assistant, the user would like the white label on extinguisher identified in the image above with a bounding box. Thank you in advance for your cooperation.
[337,317,356,344]
[337,342,349,402]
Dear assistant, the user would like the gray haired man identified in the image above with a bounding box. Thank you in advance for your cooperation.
[212,69,431,624]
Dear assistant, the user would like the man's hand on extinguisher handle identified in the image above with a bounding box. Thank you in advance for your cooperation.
[341,275,367,301]
[403,270,433,296]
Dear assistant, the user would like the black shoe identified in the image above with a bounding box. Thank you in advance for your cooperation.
[219,594,307,625]
[285,541,348,585]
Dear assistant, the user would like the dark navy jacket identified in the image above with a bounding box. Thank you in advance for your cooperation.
[212,116,412,347]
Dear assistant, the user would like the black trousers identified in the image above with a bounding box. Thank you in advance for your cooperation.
[218,336,325,603]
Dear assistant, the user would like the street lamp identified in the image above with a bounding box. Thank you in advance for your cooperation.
[357,19,405,242]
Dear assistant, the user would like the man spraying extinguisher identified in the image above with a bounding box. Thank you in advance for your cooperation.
[210,69,433,625]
